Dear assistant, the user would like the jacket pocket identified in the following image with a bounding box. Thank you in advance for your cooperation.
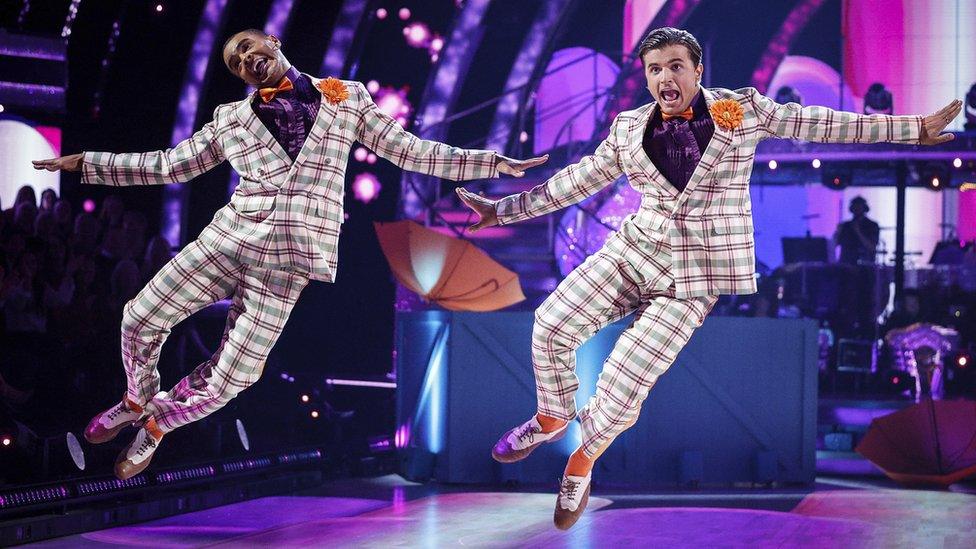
[234,195,276,213]
[707,216,753,236]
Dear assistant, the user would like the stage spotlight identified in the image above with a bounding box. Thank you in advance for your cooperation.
[1,436,10,447]
[822,166,851,190]
[352,172,381,203]
[235,419,250,451]
[376,8,388,19]
[812,158,821,169]
[965,84,976,131]
[768,160,778,170]
[66,432,85,471]
[300,394,310,403]
[886,371,912,393]
[310,410,320,419]
[368,435,394,453]
[958,355,969,368]
[864,83,893,115]
[154,3,164,13]
[921,163,950,191]
[403,22,431,47]
[953,157,963,169]
[0,104,5,113]
[399,7,411,20]
[774,86,802,105]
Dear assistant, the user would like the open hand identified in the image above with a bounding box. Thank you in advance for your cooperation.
[496,154,548,177]
[454,187,498,232]
[32,153,84,172]
[919,100,962,145]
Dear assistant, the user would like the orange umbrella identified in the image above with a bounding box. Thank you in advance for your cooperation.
[855,399,976,487]
[374,221,525,311]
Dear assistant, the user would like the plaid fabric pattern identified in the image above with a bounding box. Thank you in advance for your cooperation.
[495,87,922,298]
[122,239,307,432]
[532,221,716,457]
[83,78,499,283]
[84,77,498,432]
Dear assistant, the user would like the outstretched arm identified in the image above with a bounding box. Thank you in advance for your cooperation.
[747,87,961,146]
[33,107,226,185]
[354,82,547,181]
[457,113,626,230]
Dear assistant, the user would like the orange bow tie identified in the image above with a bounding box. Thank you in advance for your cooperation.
[662,106,693,122]
[259,76,294,103]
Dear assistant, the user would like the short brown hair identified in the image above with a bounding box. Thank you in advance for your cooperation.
[638,27,702,66]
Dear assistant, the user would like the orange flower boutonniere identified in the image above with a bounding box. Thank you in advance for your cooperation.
[709,99,744,131]
[318,77,350,105]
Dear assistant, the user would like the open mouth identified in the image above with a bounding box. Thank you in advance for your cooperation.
[253,58,271,81]
[660,89,680,105]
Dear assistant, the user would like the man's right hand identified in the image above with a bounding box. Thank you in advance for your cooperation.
[455,187,499,233]
[32,153,84,172]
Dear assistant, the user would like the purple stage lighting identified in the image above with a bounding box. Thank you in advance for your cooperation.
[353,172,381,203]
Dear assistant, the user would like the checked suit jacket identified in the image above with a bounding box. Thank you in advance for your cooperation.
[82,78,499,282]
[495,87,922,298]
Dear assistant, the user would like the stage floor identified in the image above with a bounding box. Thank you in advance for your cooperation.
[27,475,976,548]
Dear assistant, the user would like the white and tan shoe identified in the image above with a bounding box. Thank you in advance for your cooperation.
[114,416,164,480]
[84,398,145,444]
[491,416,569,463]
[553,473,591,530]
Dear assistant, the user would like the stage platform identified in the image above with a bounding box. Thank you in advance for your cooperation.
[23,475,976,548]
[396,313,819,486]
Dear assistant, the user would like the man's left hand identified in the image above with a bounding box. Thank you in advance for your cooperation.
[919,99,963,146]
[496,154,549,177]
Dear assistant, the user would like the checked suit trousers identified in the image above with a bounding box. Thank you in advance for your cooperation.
[532,219,717,457]
[121,239,308,432]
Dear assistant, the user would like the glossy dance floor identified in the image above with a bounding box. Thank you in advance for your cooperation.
[29,477,976,548]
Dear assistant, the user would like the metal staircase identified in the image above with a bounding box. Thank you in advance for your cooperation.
[402,49,640,310]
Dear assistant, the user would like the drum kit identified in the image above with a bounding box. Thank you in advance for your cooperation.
[773,231,973,397]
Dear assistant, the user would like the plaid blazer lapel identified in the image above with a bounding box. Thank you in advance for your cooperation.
[288,77,339,177]
[234,98,292,166]
[626,102,679,199]
[672,87,740,212]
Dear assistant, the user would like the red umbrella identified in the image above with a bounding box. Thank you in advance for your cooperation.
[855,399,976,487]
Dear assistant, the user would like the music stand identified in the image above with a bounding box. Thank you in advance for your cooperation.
[782,237,829,264]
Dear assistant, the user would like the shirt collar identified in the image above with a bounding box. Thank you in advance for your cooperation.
[281,66,301,85]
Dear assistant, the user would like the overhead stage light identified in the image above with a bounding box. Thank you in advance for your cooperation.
[920,163,950,191]
[864,83,893,115]
[774,86,802,105]
[822,166,851,190]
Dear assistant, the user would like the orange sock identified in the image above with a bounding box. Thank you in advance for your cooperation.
[124,397,144,415]
[565,447,594,477]
[143,416,164,441]
[535,413,566,434]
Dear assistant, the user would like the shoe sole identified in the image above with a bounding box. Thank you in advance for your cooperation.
[491,425,568,464]
[114,447,155,480]
[554,483,591,530]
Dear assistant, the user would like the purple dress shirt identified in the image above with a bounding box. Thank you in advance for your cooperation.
[251,67,320,160]
[642,90,714,192]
